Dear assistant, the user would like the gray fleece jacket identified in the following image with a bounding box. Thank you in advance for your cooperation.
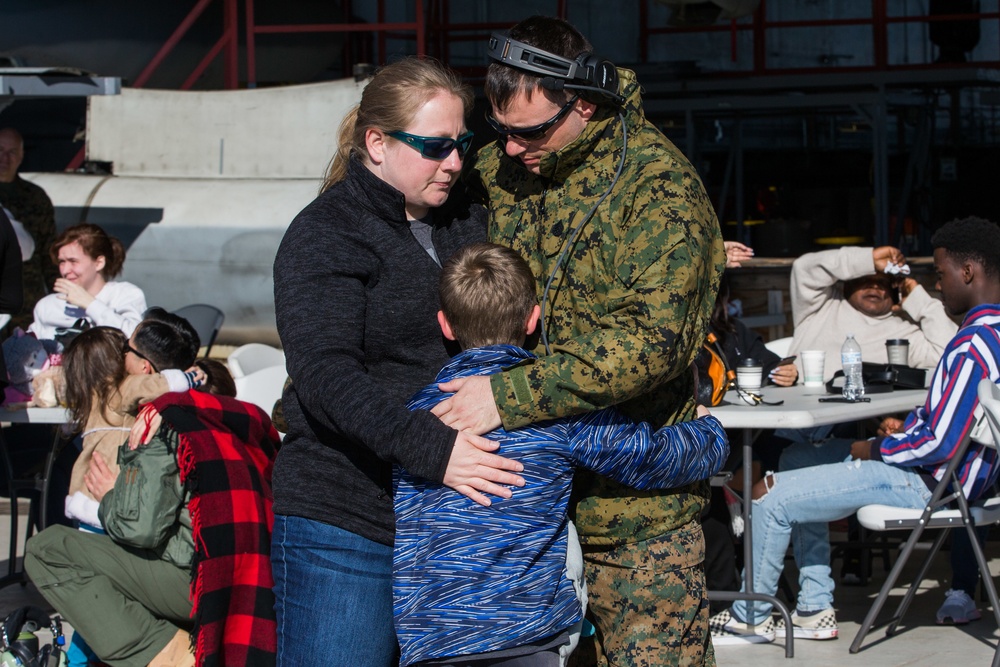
[272,157,486,545]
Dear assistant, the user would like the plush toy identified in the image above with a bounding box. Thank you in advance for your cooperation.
[30,366,66,408]
[1,330,53,405]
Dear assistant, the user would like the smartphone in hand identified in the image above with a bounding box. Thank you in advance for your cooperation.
[777,355,797,366]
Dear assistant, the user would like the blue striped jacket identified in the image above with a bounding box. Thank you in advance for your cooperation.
[393,345,729,665]
[877,304,1000,500]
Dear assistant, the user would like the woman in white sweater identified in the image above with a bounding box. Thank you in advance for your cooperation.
[28,223,146,341]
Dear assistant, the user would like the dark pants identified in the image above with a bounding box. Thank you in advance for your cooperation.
[951,525,991,597]
[703,487,740,615]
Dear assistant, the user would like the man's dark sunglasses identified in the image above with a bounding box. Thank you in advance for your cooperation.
[486,95,579,142]
[386,130,474,160]
[124,342,158,372]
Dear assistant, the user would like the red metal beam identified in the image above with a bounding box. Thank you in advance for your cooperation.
[253,21,423,35]
[181,33,229,90]
[753,0,766,75]
[65,146,85,172]
[641,0,1000,75]
[872,0,887,70]
[133,0,216,88]
[246,0,258,87]
[377,0,387,66]
[416,0,425,55]
[224,0,238,89]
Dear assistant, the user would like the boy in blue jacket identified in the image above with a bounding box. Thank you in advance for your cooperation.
[393,243,729,666]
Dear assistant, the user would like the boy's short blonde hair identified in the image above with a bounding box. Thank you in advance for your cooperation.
[440,243,537,349]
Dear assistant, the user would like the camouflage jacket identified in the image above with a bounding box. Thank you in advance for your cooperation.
[470,69,725,546]
[0,177,58,330]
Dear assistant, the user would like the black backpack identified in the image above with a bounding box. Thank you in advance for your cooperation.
[0,606,66,667]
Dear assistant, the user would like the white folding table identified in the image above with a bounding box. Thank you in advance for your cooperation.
[709,386,928,657]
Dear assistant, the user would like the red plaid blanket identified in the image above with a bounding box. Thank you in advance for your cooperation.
[150,391,280,667]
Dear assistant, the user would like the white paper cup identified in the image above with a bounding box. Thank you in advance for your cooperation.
[886,339,910,366]
[736,366,763,392]
[801,350,826,387]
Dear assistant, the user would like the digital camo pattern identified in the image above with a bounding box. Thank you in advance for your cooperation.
[572,527,715,667]
[470,68,726,547]
[0,177,58,330]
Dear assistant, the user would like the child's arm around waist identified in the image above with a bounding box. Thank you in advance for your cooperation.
[566,404,729,489]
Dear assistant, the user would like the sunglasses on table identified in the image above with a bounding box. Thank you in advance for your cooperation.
[486,94,579,142]
[385,130,474,160]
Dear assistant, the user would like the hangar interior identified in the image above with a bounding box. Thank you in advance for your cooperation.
[3,1,998,253]
[2,0,999,333]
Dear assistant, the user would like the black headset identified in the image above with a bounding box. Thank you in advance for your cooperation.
[487,32,624,106]
[1,606,66,667]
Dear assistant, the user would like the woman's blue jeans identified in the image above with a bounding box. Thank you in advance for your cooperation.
[730,458,932,624]
[271,514,398,666]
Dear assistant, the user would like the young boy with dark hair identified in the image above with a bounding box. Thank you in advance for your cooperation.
[393,243,729,666]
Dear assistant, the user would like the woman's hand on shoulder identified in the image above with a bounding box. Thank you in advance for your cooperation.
[443,431,525,507]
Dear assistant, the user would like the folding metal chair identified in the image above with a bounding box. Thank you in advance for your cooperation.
[227,343,285,379]
[234,364,288,417]
[849,378,1000,665]
[172,304,225,357]
[763,336,793,357]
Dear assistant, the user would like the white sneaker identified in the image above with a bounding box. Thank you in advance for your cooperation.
[774,608,839,640]
[936,589,981,625]
[709,609,775,645]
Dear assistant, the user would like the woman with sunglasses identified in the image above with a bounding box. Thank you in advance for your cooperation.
[272,57,524,666]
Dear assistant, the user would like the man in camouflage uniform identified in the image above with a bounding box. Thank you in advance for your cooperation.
[0,127,59,331]
[433,15,725,667]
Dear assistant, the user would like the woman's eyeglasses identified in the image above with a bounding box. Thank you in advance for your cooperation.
[386,130,474,160]
[486,95,579,142]
[124,343,157,372]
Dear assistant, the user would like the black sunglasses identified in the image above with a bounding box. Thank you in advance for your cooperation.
[124,343,157,372]
[486,95,580,142]
[385,130,474,160]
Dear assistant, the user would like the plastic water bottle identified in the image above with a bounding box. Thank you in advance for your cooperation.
[841,333,865,401]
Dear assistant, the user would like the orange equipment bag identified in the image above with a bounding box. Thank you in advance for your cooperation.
[694,332,736,407]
